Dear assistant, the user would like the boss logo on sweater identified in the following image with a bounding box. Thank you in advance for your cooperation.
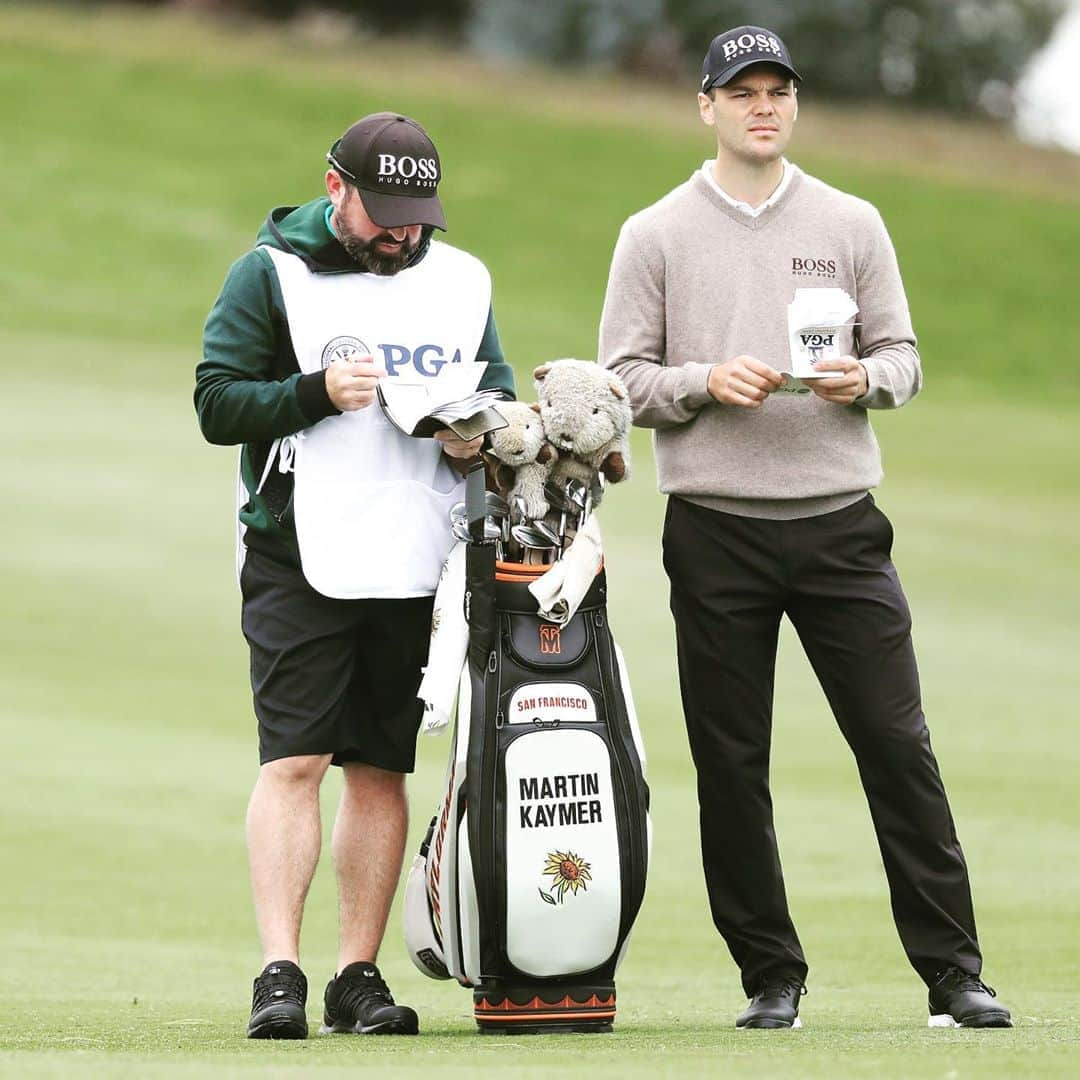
[791,257,837,278]
[320,337,465,376]
[375,154,439,189]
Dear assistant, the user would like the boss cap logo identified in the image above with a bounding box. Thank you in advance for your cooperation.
[723,32,784,62]
[376,154,439,188]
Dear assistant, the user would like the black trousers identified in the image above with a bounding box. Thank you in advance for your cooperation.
[662,494,981,995]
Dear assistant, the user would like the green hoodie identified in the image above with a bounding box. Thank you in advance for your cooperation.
[196,197,515,568]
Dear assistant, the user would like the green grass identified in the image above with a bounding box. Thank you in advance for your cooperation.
[1,4,1078,1077]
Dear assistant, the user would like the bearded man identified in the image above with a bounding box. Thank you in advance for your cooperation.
[196,112,514,1039]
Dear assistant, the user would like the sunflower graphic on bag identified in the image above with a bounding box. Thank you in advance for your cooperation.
[539,849,592,905]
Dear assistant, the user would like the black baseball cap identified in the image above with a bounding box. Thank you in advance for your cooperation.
[327,112,446,231]
[701,25,800,93]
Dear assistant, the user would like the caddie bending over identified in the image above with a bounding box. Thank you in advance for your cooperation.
[599,25,1010,1031]
[196,112,514,1040]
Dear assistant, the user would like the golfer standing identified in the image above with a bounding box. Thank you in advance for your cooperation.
[599,27,1010,1030]
[196,112,514,1039]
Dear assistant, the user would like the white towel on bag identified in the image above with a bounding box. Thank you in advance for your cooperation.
[417,541,469,735]
[528,515,604,627]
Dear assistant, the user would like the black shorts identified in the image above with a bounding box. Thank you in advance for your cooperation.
[240,548,435,771]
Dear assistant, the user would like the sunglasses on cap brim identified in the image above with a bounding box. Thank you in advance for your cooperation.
[326,150,363,187]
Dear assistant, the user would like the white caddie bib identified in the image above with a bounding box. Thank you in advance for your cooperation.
[264,240,492,598]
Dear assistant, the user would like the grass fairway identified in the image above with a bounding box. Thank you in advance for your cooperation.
[1,5,1078,1077]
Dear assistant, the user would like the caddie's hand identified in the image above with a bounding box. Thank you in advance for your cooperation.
[808,356,868,405]
[707,355,785,407]
[324,352,386,411]
[433,430,485,460]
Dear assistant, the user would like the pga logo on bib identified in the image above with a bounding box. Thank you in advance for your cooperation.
[320,335,466,376]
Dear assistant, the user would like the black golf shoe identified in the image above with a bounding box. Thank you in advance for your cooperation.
[928,967,1012,1028]
[247,960,308,1039]
[738,972,807,1028]
[321,962,419,1035]
[736,973,806,1029]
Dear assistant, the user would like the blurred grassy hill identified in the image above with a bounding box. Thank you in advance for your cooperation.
[2,2,1079,399]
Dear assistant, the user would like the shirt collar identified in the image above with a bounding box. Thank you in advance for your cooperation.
[700,159,792,218]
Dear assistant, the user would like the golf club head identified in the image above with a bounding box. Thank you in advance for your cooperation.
[529,520,560,546]
[453,516,500,544]
[511,524,558,553]
[563,479,588,513]
[543,479,571,511]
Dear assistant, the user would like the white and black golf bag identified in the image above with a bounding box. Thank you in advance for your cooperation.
[404,473,650,1033]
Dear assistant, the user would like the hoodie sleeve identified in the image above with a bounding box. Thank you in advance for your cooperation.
[194,250,338,446]
[475,306,517,399]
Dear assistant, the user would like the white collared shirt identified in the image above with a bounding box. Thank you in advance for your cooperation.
[701,159,792,218]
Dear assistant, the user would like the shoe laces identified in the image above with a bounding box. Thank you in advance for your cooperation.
[756,974,806,1001]
[253,964,306,1011]
[333,968,395,1017]
[935,967,996,998]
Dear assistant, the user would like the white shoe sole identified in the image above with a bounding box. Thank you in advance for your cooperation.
[928,1011,1012,1029]
[928,1014,961,1028]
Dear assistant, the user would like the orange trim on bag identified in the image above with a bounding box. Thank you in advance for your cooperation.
[494,558,604,583]
[494,560,548,581]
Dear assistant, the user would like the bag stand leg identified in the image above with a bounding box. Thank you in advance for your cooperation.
[473,981,616,1034]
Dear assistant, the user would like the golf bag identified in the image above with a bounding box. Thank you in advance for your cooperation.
[403,481,650,1033]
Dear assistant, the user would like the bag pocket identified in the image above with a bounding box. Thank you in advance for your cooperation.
[501,727,623,978]
[503,611,590,669]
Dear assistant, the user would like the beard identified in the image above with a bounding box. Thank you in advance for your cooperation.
[333,212,420,276]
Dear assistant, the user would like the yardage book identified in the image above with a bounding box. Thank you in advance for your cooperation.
[376,363,509,440]
[770,287,860,393]
[785,288,859,379]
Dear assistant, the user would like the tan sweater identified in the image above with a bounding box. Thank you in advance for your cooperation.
[598,165,921,519]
